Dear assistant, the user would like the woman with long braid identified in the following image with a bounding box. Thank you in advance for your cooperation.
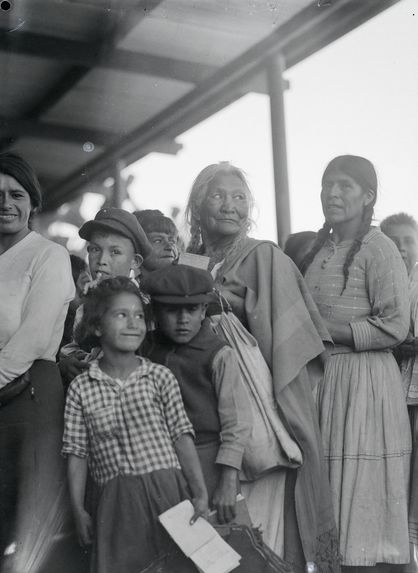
[302,155,411,571]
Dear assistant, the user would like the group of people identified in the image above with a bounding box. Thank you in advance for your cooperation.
[0,151,417,573]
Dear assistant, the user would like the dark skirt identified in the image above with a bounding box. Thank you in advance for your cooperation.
[0,360,66,571]
[91,468,194,573]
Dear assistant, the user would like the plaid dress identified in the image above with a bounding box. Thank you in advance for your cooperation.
[62,358,195,573]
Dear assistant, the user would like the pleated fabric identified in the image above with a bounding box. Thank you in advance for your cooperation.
[318,351,411,566]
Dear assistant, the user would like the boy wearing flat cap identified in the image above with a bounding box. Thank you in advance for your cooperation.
[59,207,152,383]
[143,264,251,525]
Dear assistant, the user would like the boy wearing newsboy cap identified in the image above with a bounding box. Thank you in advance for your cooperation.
[60,208,152,383]
[143,264,251,525]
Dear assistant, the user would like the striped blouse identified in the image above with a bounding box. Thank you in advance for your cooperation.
[305,228,409,351]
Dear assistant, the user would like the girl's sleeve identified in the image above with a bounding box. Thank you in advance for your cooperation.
[0,245,75,387]
[350,244,410,351]
[62,380,89,458]
[157,365,195,443]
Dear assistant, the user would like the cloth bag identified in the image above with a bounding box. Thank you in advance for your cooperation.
[209,310,302,481]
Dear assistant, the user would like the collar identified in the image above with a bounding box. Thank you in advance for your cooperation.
[88,357,151,384]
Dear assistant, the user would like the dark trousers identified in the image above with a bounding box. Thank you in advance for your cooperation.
[0,361,65,571]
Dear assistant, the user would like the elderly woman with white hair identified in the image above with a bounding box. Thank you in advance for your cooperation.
[185,162,339,573]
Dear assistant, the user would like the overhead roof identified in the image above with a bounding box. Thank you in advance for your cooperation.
[1,0,399,211]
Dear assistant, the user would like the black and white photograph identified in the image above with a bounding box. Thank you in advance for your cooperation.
[1,1,417,572]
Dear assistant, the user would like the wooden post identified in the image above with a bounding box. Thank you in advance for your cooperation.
[267,54,291,248]
[112,159,125,208]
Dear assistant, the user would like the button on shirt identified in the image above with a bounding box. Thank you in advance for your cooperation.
[62,359,194,486]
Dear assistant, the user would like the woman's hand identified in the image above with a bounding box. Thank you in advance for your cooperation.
[190,493,209,524]
[212,466,238,524]
[74,507,93,546]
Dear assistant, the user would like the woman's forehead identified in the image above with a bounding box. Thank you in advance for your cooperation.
[206,173,249,198]
[322,169,358,183]
[0,173,28,193]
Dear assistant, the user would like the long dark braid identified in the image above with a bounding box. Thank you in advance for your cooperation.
[299,222,332,276]
[340,202,373,294]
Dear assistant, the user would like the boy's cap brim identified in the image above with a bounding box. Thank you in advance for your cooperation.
[79,210,152,257]
[152,292,215,304]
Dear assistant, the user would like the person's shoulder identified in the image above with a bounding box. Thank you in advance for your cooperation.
[242,237,298,271]
[67,368,91,396]
[362,227,401,261]
[239,237,284,260]
[31,232,71,262]
[139,357,174,381]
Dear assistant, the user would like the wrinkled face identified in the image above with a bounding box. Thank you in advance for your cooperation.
[155,303,207,344]
[87,232,141,280]
[384,223,418,274]
[0,173,32,237]
[97,292,146,353]
[200,173,249,241]
[144,231,179,270]
[321,170,374,227]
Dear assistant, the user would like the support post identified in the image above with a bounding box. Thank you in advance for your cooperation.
[112,159,125,208]
[267,54,291,248]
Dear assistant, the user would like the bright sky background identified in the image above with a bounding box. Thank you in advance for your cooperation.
[120,0,418,244]
[56,0,417,251]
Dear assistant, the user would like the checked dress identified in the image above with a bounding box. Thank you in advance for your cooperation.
[62,358,195,573]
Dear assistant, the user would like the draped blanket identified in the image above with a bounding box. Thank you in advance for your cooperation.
[214,238,339,572]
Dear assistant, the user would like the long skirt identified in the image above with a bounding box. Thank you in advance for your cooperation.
[318,350,411,566]
[0,360,66,573]
[404,407,418,573]
[91,469,194,573]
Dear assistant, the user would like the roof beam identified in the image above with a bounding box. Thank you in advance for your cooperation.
[0,116,117,146]
[0,0,165,152]
[0,32,216,84]
[42,0,399,211]
[0,116,182,157]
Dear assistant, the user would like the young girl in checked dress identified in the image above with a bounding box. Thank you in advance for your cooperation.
[62,277,208,573]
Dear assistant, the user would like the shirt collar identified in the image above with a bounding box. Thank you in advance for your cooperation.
[88,357,151,383]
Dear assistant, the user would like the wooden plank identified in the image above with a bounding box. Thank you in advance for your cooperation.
[0,32,217,83]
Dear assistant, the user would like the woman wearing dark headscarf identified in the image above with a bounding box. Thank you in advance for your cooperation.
[0,153,74,569]
[186,162,340,573]
[301,156,411,571]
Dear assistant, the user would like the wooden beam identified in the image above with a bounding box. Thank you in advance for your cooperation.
[0,32,216,84]
[38,0,400,211]
[44,0,400,210]
[0,0,166,152]
[0,116,116,147]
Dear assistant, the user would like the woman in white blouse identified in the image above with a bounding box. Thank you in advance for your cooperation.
[0,153,74,567]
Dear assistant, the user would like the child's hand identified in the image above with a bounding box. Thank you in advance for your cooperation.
[82,272,104,295]
[59,355,89,383]
[212,467,238,524]
[74,508,93,547]
[190,494,209,525]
